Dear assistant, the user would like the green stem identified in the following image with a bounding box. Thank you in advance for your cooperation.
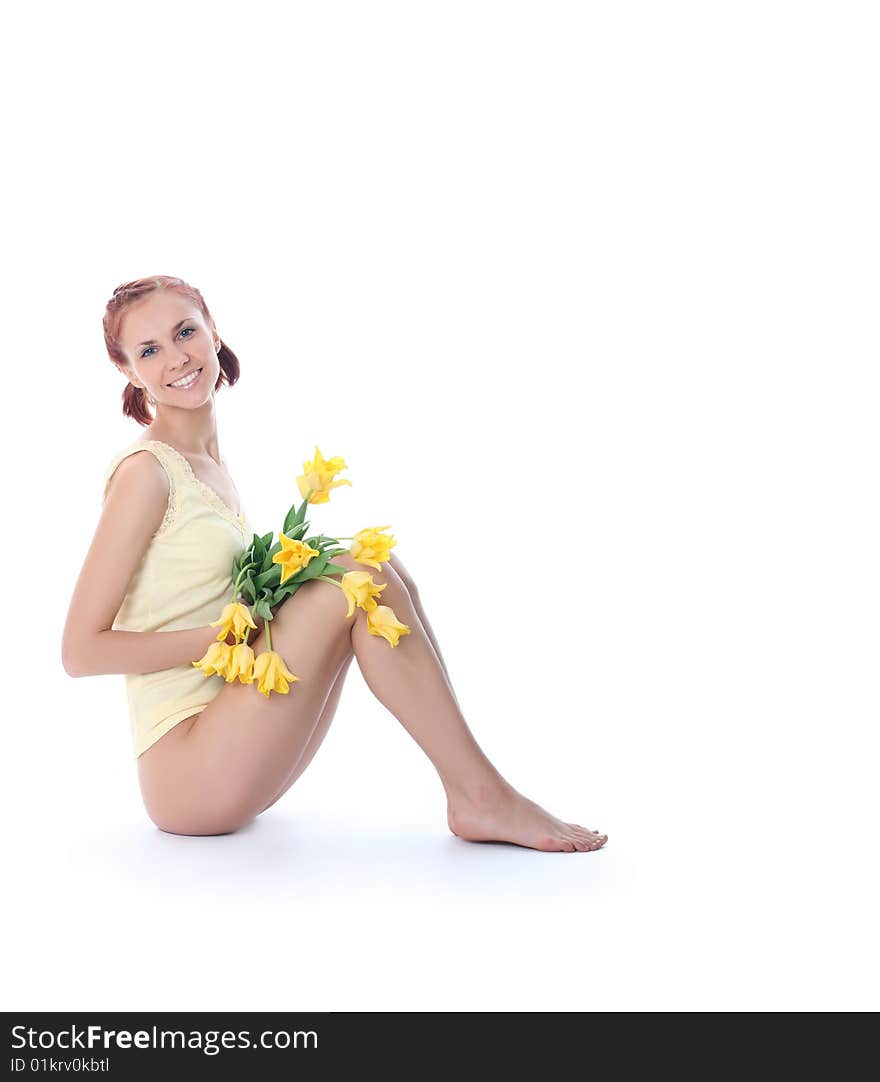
[316,575,343,587]
[265,619,272,653]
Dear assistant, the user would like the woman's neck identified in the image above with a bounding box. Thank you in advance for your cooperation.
[145,412,222,465]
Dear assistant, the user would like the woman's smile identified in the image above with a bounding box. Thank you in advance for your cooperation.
[166,367,203,390]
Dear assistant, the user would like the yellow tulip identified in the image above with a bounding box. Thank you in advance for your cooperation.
[253,650,300,697]
[365,605,411,647]
[340,570,386,618]
[192,640,234,678]
[350,526,397,571]
[210,601,257,643]
[225,642,256,684]
[296,446,352,505]
[272,532,322,585]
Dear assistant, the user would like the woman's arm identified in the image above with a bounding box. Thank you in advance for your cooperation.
[62,451,221,677]
[67,624,220,678]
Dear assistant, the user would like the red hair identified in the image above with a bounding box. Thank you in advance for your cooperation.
[103,275,240,427]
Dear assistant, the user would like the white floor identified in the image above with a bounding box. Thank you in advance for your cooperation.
[7,664,876,1012]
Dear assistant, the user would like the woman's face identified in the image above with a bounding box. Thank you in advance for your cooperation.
[116,290,222,410]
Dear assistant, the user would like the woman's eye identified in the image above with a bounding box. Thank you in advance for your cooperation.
[141,326,195,358]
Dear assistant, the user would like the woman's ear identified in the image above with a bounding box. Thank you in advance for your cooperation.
[114,361,140,388]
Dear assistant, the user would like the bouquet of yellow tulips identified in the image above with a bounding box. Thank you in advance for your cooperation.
[191,447,410,697]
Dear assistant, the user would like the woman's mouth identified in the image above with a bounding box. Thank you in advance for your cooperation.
[167,367,203,390]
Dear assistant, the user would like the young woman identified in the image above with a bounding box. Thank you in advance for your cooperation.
[62,275,608,853]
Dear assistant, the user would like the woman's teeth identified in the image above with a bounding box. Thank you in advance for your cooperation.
[168,368,202,389]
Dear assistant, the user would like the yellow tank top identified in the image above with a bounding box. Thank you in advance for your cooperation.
[101,439,253,758]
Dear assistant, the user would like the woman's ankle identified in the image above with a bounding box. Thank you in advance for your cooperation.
[443,768,513,810]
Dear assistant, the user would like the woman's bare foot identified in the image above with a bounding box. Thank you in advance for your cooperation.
[446,780,608,853]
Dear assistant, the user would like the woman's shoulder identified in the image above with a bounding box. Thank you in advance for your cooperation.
[103,436,184,474]
[102,438,182,503]
[101,440,183,540]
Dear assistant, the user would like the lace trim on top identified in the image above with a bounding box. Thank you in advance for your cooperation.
[136,440,248,536]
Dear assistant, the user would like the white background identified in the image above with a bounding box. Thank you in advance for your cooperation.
[2,1,877,1011]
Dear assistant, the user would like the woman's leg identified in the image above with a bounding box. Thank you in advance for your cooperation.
[341,561,608,853]
[387,553,461,710]
[257,554,453,815]
[257,651,354,813]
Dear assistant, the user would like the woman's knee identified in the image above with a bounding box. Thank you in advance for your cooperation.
[386,552,418,598]
[273,572,350,626]
[336,549,414,596]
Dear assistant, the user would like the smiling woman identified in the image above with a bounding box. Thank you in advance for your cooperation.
[60,273,607,853]
[101,276,240,424]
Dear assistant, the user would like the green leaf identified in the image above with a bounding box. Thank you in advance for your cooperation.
[283,492,317,535]
[269,554,328,595]
[283,526,306,545]
[241,577,256,603]
[255,566,281,590]
[322,563,348,579]
[281,519,308,540]
[260,531,274,549]
[258,541,281,572]
[295,497,311,526]
[239,548,258,571]
[273,582,303,605]
[296,553,329,581]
